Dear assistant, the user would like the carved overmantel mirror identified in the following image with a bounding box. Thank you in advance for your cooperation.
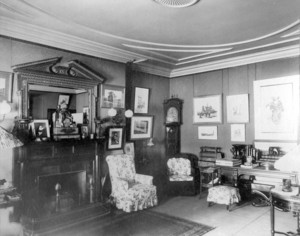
[12,57,105,135]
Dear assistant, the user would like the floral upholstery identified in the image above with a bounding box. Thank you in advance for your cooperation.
[106,154,158,212]
[167,157,193,181]
[207,185,241,209]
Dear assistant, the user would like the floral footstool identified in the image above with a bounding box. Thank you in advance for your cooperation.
[207,185,241,211]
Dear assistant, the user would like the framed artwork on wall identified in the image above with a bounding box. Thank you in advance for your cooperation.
[134,87,150,114]
[231,124,246,142]
[254,75,299,140]
[107,126,124,150]
[58,94,70,106]
[198,126,217,140]
[226,94,249,123]
[193,94,222,124]
[101,84,125,108]
[0,71,13,102]
[124,142,135,157]
[130,116,153,140]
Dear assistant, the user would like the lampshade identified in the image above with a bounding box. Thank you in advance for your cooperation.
[0,126,23,150]
[0,100,11,115]
[125,109,133,118]
[107,108,117,117]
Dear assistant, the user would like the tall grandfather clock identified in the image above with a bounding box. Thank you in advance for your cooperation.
[163,97,183,157]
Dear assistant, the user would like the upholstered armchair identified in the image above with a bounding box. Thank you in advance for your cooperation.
[166,153,199,196]
[106,154,158,212]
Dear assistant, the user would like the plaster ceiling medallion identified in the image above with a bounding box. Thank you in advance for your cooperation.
[153,0,200,8]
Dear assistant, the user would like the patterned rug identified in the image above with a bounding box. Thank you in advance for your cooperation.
[55,209,214,236]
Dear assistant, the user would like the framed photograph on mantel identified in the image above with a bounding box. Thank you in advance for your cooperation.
[193,94,222,124]
[254,75,299,141]
[134,87,150,114]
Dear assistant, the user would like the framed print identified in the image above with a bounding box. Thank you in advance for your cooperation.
[83,106,89,124]
[254,75,299,140]
[130,116,153,140]
[134,87,150,114]
[226,94,249,123]
[198,126,217,140]
[231,124,245,142]
[81,125,89,138]
[0,71,13,102]
[58,94,70,106]
[101,84,125,108]
[31,119,50,141]
[107,126,124,150]
[124,142,135,156]
[193,95,222,124]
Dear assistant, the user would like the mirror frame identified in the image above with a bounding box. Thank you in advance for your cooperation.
[15,70,102,133]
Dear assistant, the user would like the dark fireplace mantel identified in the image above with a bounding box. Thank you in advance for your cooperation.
[13,139,110,235]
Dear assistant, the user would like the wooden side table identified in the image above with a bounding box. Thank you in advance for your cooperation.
[199,167,220,198]
[270,186,300,236]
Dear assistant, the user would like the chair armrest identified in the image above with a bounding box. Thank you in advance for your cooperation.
[135,174,153,185]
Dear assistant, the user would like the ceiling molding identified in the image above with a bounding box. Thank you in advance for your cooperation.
[170,45,300,78]
[0,17,148,64]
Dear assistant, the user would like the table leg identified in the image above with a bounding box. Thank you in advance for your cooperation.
[270,195,275,236]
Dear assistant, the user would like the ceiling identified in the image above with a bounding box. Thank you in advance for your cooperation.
[0,0,299,78]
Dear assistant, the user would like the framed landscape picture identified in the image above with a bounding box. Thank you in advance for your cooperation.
[134,87,150,114]
[198,126,218,140]
[254,75,299,140]
[130,116,153,140]
[231,124,246,142]
[101,84,125,108]
[193,94,222,124]
[107,126,124,150]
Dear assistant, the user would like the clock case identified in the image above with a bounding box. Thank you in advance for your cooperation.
[163,98,183,157]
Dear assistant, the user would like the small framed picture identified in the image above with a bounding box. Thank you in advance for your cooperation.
[83,106,89,124]
[226,94,249,123]
[198,126,217,140]
[58,94,70,106]
[101,84,125,108]
[193,94,222,124]
[134,87,150,114]
[231,124,246,142]
[130,116,153,140]
[81,125,89,138]
[124,142,135,156]
[31,119,50,141]
[107,126,124,150]
[0,71,13,102]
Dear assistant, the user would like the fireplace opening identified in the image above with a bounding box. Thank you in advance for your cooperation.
[37,170,86,215]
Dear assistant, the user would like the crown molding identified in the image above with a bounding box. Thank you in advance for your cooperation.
[0,17,147,64]
[170,45,300,78]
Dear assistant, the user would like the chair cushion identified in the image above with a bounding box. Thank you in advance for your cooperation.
[167,158,191,177]
[169,175,193,181]
[207,185,241,205]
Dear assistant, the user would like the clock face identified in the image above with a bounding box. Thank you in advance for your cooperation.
[166,107,179,123]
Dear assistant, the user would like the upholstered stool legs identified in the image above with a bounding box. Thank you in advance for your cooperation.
[207,185,241,211]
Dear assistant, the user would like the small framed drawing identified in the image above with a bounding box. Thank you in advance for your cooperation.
[130,116,153,140]
[81,125,89,138]
[124,142,135,156]
[58,94,70,106]
[226,94,249,123]
[107,126,124,150]
[231,124,245,142]
[198,126,217,140]
[193,95,222,124]
[254,75,299,140]
[30,119,50,141]
[0,71,13,102]
[101,84,125,108]
[134,87,150,114]
[83,106,89,124]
